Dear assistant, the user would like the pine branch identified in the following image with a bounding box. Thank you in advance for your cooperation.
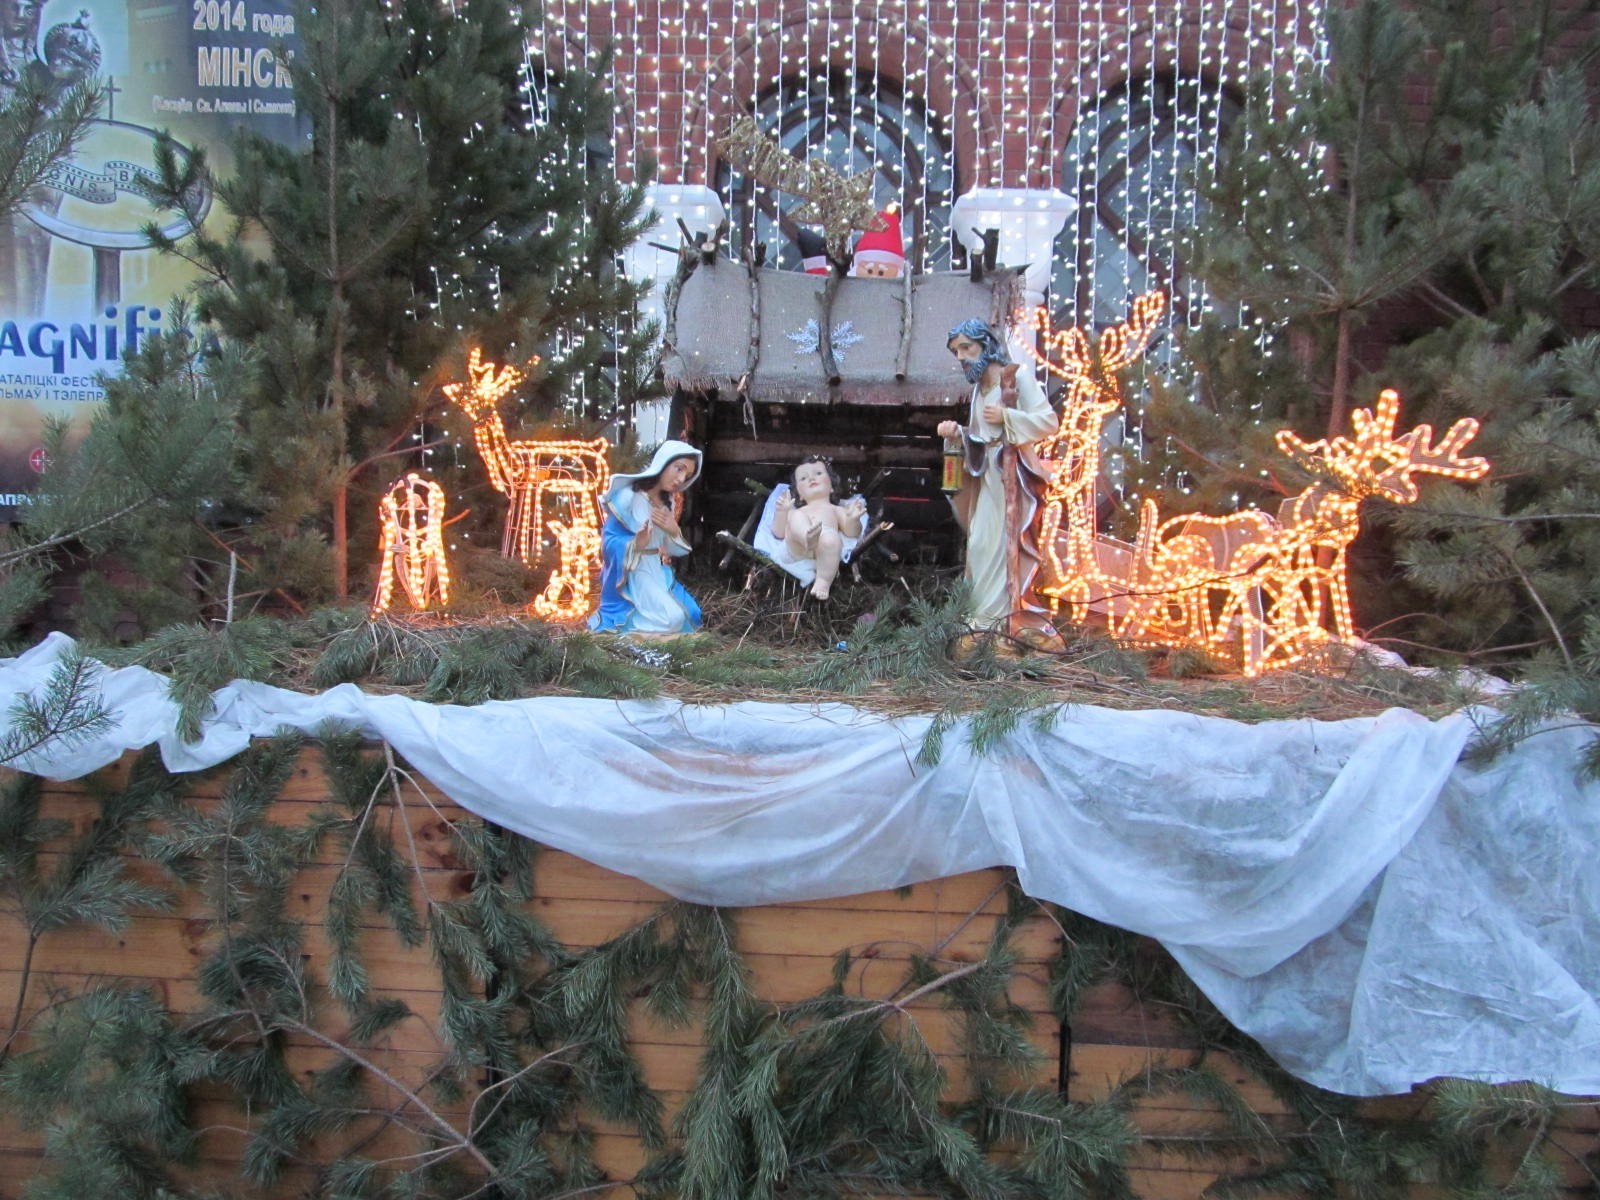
[0,749,176,1063]
[0,73,101,219]
[274,1016,500,1179]
[128,620,291,742]
[0,654,113,767]
[1499,548,1574,667]
[0,985,209,1196]
[0,499,147,569]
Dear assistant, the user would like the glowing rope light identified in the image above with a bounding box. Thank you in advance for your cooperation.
[518,438,611,621]
[443,350,613,620]
[1025,290,1169,631]
[371,473,452,617]
[518,0,1334,501]
[1027,298,1490,675]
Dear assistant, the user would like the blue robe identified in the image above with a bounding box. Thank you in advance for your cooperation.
[588,490,701,634]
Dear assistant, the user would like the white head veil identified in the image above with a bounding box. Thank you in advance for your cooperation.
[603,439,703,509]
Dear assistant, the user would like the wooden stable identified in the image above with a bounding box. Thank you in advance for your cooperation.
[0,749,1596,1198]
[660,257,1024,569]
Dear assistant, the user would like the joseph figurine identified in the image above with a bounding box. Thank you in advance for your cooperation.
[937,319,1058,637]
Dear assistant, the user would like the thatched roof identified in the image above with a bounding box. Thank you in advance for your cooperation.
[660,262,1023,407]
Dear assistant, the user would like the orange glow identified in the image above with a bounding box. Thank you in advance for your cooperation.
[443,349,528,425]
[519,439,611,622]
[1024,292,1169,640]
[1026,299,1490,675]
[442,350,611,621]
[371,473,451,617]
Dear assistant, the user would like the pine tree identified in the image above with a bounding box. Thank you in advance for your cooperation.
[0,65,119,639]
[144,0,655,606]
[1160,0,1600,672]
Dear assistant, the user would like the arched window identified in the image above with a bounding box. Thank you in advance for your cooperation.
[1052,77,1239,333]
[716,71,956,272]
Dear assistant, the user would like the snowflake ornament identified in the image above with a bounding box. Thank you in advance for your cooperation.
[785,319,864,364]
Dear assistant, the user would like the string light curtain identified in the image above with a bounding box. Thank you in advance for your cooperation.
[1052,77,1242,334]
[523,0,1326,320]
[716,72,957,272]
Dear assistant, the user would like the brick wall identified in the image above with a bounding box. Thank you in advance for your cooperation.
[529,0,1320,191]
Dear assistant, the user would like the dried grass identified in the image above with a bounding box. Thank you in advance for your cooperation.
[319,568,1484,725]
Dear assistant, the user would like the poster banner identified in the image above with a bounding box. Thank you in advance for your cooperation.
[0,0,302,516]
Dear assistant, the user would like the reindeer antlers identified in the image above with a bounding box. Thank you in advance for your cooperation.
[1025,291,1167,382]
[1098,291,1167,371]
[443,348,531,420]
[1276,388,1490,501]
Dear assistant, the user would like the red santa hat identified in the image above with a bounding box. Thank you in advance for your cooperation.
[794,226,830,275]
[852,208,905,272]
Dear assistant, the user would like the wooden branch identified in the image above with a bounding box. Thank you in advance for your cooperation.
[850,519,894,559]
[894,271,915,382]
[190,522,309,616]
[744,256,763,382]
[717,482,771,571]
[714,529,782,574]
[703,217,728,263]
[659,236,704,360]
[279,1018,500,1180]
[847,521,895,581]
[817,268,845,387]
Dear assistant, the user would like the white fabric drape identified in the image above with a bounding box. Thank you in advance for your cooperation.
[4,633,1598,1097]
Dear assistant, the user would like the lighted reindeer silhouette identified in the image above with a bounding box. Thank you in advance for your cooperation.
[371,473,451,617]
[443,349,612,621]
[1160,390,1490,675]
[1028,298,1490,674]
[1025,291,1173,638]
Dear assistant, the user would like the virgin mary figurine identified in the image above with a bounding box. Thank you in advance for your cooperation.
[588,440,704,634]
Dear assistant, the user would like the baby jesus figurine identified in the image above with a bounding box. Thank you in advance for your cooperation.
[771,457,868,599]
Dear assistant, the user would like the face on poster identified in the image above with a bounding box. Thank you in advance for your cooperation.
[0,0,301,516]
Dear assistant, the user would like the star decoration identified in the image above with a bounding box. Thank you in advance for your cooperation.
[716,116,886,260]
[789,171,882,260]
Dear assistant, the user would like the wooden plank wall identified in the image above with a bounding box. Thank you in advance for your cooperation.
[0,750,1594,1199]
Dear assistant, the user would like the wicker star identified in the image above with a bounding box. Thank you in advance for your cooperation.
[717,116,886,260]
[789,171,882,259]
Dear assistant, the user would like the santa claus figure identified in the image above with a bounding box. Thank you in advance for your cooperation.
[851,207,905,278]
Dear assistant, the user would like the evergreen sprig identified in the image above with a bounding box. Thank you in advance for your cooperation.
[0,652,113,766]
[125,618,296,742]
[800,589,971,695]
[313,618,662,703]
[0,749,179,1062]
[0,70,100,222]
[0,985,209,1199]
[1465,633,1600,777]
[5,315,246,643]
